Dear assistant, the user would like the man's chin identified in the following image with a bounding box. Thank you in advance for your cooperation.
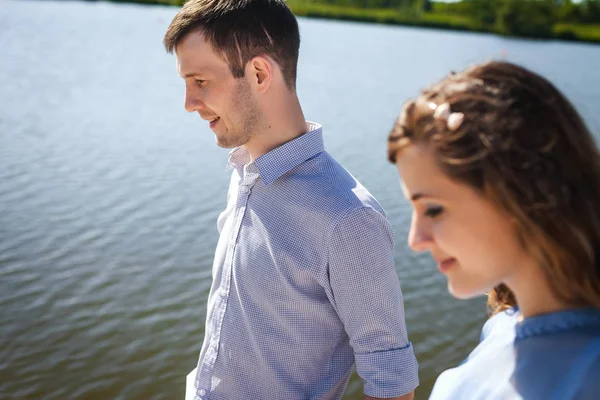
[215,136,242,149]
[214,132,251,149]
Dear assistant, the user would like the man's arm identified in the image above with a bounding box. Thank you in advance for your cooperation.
[364,391,414,400]
[327,206,419,398]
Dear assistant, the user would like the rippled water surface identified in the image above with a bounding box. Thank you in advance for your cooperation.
[1,1,600,398]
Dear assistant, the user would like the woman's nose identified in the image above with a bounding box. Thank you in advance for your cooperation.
[408,213,433,253]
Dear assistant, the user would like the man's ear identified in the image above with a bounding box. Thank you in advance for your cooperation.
[248,56,273,93]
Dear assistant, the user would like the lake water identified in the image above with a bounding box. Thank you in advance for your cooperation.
[1,1,599,399]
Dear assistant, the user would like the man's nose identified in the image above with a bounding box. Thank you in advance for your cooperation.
[184,87,203,113]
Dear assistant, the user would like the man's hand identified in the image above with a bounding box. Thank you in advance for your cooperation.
[364,391,415,400]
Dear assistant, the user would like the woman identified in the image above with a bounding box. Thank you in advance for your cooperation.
[387,61,600,399]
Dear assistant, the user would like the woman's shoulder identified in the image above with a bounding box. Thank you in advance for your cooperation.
[431,307,600,400]
[429,310,519,400]
[479,307,519,342]
[519,334,600,399]
[512,308,600,399]
[577,355,600,399]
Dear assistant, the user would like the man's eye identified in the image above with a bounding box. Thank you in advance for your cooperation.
[424,206,443,218]
[195,79,205,87]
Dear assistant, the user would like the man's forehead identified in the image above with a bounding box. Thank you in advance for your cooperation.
[176,47,208,76]
[175,32,227,76]
[176,29,212,54]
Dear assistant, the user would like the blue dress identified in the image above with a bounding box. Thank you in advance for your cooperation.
[429,307,600,399]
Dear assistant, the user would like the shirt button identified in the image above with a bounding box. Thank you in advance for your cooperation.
[199,389,206,396]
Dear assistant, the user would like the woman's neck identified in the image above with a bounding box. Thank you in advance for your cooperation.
[506,260,573,319]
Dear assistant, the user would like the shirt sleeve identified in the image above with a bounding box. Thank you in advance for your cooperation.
[326,206,419,398]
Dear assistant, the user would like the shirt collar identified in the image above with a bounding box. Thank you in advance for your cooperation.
[515,307,600,340]
[227,122,324,185]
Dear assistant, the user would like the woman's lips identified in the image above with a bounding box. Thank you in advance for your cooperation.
[437,258,456,273]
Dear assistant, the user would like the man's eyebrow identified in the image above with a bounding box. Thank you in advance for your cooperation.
[178,67,208,78]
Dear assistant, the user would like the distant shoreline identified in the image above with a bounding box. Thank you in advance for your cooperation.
[288,4,600,45]
[105,0,600,45]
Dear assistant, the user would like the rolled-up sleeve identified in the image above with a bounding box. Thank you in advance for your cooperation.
[327,206,419,397]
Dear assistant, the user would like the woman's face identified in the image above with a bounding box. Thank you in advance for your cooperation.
[395,144,530,299]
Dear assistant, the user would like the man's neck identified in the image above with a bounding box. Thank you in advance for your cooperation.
[245,96,308,161]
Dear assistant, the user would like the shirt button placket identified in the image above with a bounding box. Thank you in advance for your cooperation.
[200,170,256,399]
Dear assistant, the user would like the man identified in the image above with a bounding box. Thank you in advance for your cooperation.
[164,1,418,399]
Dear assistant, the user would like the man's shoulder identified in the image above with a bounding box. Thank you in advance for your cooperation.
[296,151,384,212]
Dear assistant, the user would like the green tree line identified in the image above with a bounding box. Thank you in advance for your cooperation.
[107,0,600,42]
[288,0,600,40]
[432,0,600,37]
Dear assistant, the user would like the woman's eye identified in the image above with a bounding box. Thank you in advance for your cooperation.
[424,206,443,218]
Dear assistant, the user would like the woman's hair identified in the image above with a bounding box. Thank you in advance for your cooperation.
[388,61,600,314]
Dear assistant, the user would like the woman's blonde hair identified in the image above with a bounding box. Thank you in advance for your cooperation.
[388,61,600,314]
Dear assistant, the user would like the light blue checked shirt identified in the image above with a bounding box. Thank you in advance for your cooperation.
[187,122,418,400]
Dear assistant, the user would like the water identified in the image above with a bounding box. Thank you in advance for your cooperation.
[1,1,599,398]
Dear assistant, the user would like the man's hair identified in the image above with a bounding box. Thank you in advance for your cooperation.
[388,61,600,314]
[164,0,300,90]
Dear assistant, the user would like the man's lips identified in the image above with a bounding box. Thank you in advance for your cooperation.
[206,116,220,129]
[200,114,219,122]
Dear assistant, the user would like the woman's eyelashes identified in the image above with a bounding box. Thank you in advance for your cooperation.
[424,205,444,218]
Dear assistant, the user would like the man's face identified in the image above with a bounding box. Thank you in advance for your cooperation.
[175,31,261,148]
